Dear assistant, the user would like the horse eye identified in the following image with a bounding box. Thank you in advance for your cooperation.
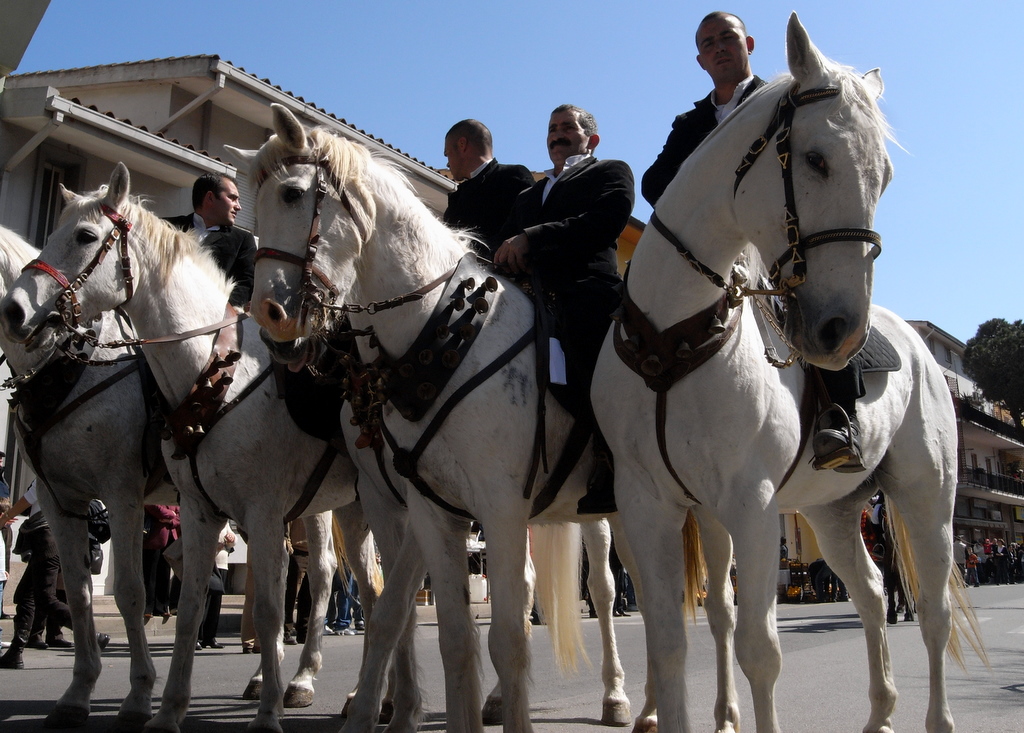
[807,152,828,175]
[75,228,98,245]
[283,187,303,204]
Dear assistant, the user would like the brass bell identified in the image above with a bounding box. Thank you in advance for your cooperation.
[417,382,437,401]
[473,297,489,314]
[399,363,414,378]
[418,349,434,365]
[161,428,172,440]
[193,424,205,436]
[463,277,476,291]
[458,324,476,341]
[213,358,229,369]
[436,324,450,340]
[676,340,693,358]
[442,350,460,369]
[454,297,465,311]
[183,425,194,436]
[624,334,641,353]
[368,334,380,349]
[171,450,186,460]
[484,276,498,292]
[399,406,415,420]
[640,355,664,376]
[220,376,234,387]
[609,304,626,323]
[191,402,203,413]
[708,315,726,335]
[225,351,241,364]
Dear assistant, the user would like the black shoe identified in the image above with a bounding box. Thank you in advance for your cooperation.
[46,638,74,649]
[812,406,866,473]
[26,639,48,650]
[578,452,617,515]
[201,640,224,649]
[195,642,203,651]
[0,647,24,669]
[97,633,110,651]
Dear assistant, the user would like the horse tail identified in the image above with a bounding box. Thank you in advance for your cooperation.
[885,502,988,671]
[532,522,588,674]
[682,510,707,624]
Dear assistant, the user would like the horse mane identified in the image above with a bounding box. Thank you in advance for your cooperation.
[0,225,39,292]
[59,187,232,300]
[252,127,474,276]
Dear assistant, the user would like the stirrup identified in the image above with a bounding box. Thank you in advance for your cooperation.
[812,405,864,473]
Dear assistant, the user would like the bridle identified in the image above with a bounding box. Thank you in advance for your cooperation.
[254,156,345,325]
[23,203,135,329]
[650,83,883,300]
[253,154,452,324]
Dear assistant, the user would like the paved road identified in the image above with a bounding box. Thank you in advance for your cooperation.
[1,584,1022,731]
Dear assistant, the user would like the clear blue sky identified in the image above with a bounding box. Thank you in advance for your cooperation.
[16,1,1023,344]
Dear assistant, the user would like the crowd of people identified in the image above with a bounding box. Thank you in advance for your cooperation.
[955,535,1022,587]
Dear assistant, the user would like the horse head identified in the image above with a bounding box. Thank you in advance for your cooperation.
[1,163,137,350]
[232,104,377,346]
[737,13,892,369]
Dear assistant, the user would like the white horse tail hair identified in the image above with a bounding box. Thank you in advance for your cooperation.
[885,501,988,671]
[682,511,707,625]
[532,522,588,674]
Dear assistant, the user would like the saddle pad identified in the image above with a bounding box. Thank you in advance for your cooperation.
[281,363,345,442]
[850,327,901,373]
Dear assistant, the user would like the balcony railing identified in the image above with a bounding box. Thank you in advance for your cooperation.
[958,398,1023,443]
[959,466,1024,497]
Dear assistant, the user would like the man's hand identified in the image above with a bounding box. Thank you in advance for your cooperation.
[494,233,531,275]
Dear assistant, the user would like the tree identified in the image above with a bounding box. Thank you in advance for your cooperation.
[962,318,1024,439]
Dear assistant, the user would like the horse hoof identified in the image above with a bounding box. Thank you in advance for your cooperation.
[379,699,395,724]
[481,697,503,725]
[283,686,314,708]
[242,680,262,700]
[631,717,658,733]
[601,699,632,726]
[112,711,151,733]
[43,704,89,728]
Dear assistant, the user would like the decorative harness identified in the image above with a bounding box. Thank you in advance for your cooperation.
[21,203,331,524]
[619,83,883,500]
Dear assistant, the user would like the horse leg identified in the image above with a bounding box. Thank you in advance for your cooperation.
[800,500,895,733]
[481,547,534,727]
[883,483,956,733]
[36,503,101,729]
[246,519,291,732]
[581,519,631,727]
[407,497,482,733]
[340,519,425,733]
[616,477,691,733]
[283,511,336,708]
[690,506,740,733]
[728,508,782,733]
[145,498,222,733]
[109,500,157,732]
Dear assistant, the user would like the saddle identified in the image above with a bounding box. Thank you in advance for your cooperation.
[850,327,901,373]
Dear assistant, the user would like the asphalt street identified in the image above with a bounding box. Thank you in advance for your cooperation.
[1,583,1022,732]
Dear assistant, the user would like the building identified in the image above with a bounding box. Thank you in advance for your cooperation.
[907,321,1024,545]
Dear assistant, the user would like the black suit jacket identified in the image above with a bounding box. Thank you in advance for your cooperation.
[165,214,257,307]
[641,76,765,207]
[500,156,634,296]
[444,159,534,256]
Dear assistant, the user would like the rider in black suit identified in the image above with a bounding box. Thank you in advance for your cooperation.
[443,120,534,256]
[165,173,256,308]
[496,104,635,514]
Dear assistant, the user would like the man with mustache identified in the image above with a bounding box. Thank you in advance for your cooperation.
[643,12,866,472]
[495,104,634,514]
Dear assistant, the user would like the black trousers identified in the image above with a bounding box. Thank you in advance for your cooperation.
[12,526,71,642]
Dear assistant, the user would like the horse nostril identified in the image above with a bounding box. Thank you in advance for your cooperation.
[819,316,848,353]
[263,299,286,324]
[2,299,26,334]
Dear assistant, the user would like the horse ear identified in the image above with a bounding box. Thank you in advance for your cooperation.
[271,103,308,152]
[786,12,828,86]
[106,163,131,210]
[59,184,76,204]
[223,145,258,176]
[862,68,884,100]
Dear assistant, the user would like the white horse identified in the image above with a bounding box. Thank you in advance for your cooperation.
[0,224,158,730]
[592,14,969,733]
[232,103,639,733]
[0,176,417,733]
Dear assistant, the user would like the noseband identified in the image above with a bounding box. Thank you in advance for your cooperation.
[253,156,349,324]
[651,83,882,299]
[23,203,135,328]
